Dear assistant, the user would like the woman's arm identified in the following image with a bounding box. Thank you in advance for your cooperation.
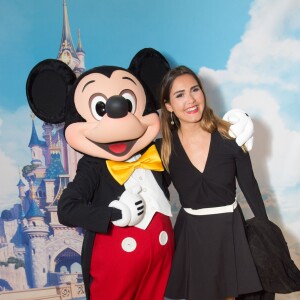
[235,148,268,219]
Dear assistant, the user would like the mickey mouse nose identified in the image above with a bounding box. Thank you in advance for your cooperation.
[106,96,128,118]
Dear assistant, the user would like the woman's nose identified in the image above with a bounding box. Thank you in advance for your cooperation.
[187,93,196,103]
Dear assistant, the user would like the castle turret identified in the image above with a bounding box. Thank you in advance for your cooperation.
[74,28,86,77]
[57,0,80,69]
[28,115,46,166]
[42,122,54,167]
[55,0,83,180]
[44,135,66,205]
[17,168,26,201]
[17,168,26,221]
[23,199,49,288]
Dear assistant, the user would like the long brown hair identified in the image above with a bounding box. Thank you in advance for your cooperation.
[160,65,239,171]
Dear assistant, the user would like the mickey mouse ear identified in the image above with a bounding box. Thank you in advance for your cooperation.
[26,59,76,124]
[129,48,170,110]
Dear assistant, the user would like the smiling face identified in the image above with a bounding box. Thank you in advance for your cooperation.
[165,74,206,125]
[65,69,160,161]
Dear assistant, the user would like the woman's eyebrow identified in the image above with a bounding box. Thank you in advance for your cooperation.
[173,89,184,96]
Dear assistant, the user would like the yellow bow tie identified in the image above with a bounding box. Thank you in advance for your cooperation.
[106,144,164,185]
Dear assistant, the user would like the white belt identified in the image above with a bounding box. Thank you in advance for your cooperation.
[183,200,237,216]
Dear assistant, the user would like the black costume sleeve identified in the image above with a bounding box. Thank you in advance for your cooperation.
[57,156,122,233]
[235,147,268,219]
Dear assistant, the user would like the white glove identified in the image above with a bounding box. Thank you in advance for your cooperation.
[223,109,254,151]
[108,186,145,227]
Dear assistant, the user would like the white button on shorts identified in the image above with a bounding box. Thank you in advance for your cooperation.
[159,231,168,246]
[121,237,137,252]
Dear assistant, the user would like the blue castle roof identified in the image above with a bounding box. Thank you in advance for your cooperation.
[28,120,46,148]
[45,152,66,179]
[19,207,25,220]
[17,179,26,187]
[76,29,85,53]
[25,200,44,219]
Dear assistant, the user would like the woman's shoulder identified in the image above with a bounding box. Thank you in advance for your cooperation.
[214,130,246,155]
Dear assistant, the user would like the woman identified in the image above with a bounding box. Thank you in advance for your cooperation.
[160,66,268,300]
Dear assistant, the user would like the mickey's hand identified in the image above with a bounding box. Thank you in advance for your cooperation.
[109,186,145,227]
[223,109,254,151]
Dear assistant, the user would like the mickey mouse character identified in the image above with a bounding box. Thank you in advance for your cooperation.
[26,48,254,300]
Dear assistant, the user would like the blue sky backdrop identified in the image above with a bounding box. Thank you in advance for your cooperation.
[1,3,300,298]
[1,0,251,111]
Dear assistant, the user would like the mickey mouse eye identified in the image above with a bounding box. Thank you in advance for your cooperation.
[120,91,136,114]
[90,94,107,120]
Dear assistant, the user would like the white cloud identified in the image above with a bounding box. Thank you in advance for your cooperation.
[0,105,34,212]
[199,0,300,251]
[199,0,300,188]
[206,0,300,91]
[225,0,300,90]
[0,149,20,211]
[230,89,300,190]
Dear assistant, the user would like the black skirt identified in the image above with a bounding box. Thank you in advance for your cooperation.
[165,207,262,300]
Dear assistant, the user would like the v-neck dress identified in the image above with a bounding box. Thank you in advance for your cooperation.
[165,130,268,300]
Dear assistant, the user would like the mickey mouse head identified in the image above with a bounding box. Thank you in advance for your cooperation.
[26,48,170,161]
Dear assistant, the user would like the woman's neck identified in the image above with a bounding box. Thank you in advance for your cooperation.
[178,122,206,139]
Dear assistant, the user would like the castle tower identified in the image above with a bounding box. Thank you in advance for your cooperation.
[42,122,54,167]
[23,198,49,288]
[17,168,26,201]
[57,0,80,69]
[74,29,86,77]
[44,135,66,206]
[28,115,46,166]
[17,167,26,222]
[55,0,84,180]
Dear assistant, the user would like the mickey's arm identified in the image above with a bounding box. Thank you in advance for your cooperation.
[57,156,122,233]
[223,109,254,151]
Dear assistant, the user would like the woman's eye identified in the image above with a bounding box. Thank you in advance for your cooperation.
[121,91,136,113]
[90,95,107,120]
[176,93,184,98]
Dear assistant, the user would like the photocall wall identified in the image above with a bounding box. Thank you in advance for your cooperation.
[0,0,299,299]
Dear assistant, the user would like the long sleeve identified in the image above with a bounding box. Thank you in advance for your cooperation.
[235,148,268,219]
[155,138,172,189]
[57,156,121,233]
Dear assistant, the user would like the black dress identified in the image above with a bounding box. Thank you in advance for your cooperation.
[165,130,268,300]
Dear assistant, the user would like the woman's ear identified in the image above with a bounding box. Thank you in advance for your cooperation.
[26,59,76,124]
[165,102,173,112]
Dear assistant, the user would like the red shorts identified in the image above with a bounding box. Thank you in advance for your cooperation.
[90,213,174,300]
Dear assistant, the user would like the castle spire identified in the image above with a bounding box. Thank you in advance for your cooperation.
[28,114,44,148]
[76,28,84,53]
[74,28,86,76]
[28,114,46,165]
[17,166,26,200]
[57,0,79,67]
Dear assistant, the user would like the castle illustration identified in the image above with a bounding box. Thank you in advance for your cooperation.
[0,0,86,291]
